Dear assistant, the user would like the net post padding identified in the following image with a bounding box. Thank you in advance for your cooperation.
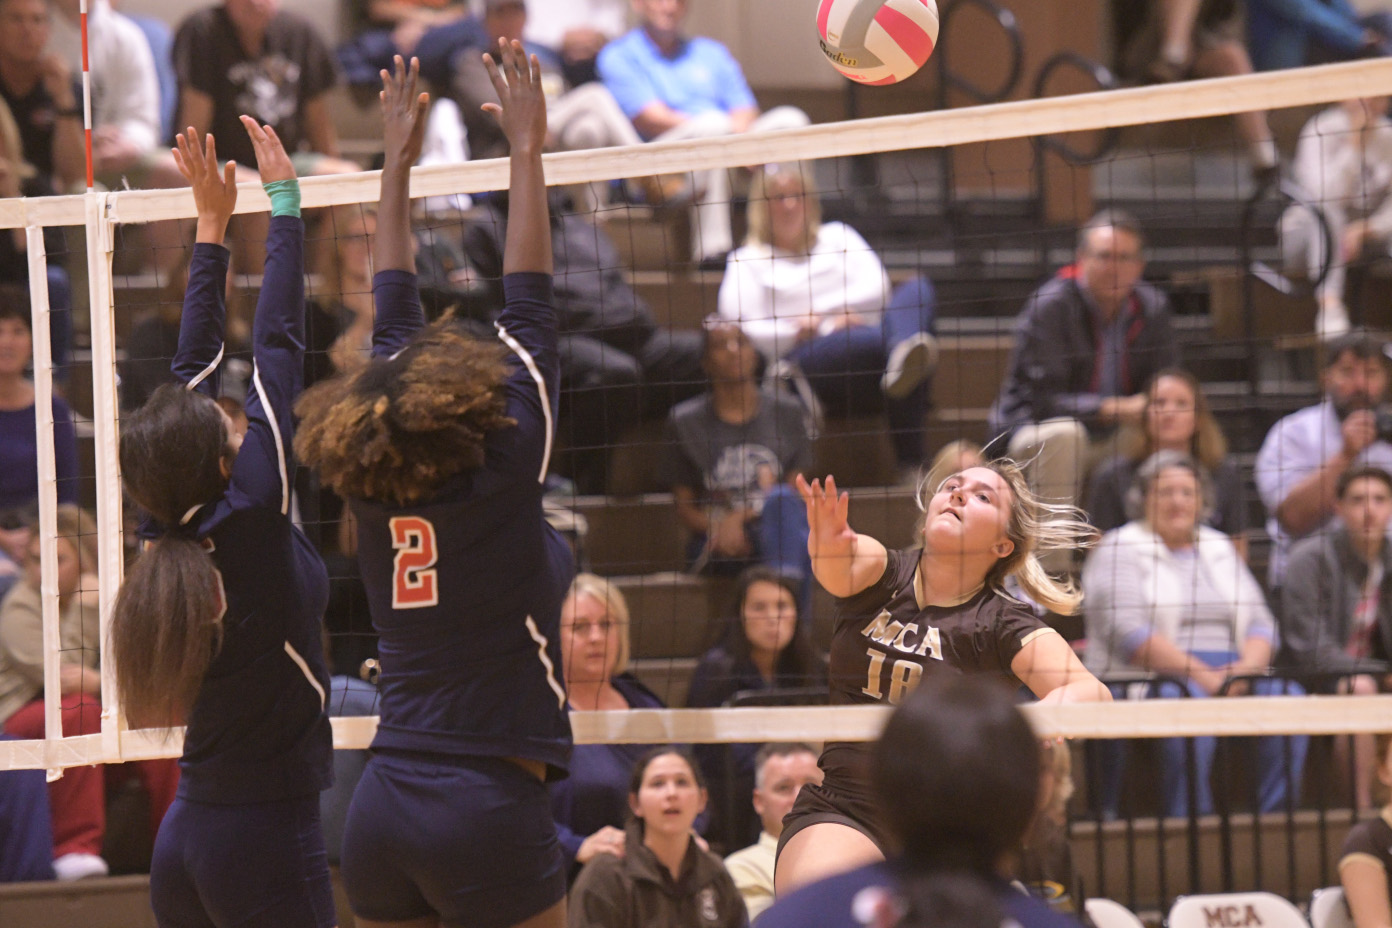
[0,58,1375,230]
[25,225,63,781]
[2,696,1392,770]
[83,191,125,765]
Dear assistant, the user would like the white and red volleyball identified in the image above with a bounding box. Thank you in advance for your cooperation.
[816,0,940,85]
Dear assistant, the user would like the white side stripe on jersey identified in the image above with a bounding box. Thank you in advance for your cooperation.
[495,324,553,484]
[251,363,290,515]
[524,616,567,709]
[184,343,224,392]
[283,641,327,709]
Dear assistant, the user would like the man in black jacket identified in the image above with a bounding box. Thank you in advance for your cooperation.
[989,209,1179,517]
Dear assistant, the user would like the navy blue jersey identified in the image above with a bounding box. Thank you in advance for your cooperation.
[146,216,332,804]
[349,270,574,777]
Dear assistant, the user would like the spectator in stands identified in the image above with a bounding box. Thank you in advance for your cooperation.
[0,734,53,882]
[686,568,825,849]
[663,321,814,595]
[464,195,704,494]
[758,675,1069,928]
[1281,466,1392,809]
[1081,451,1307,818]
[0,505,180,880]
[1247,0,1392,73]
[1013,738,1079,915]
[0,292,77,515]
[989,210,1179,525]
[113,0,179,142]
[567,746,746,928]
[553,573,671,878]
[1085,369,1246,553]
[598,0,810,263]
[174,0,357,176]
[320,639,378,867]
[336,0,481,90]
[47,0,164,181]
[1340,733,1392,928]
[1120,0,1279,179]
[0,0,83,193]
[718,163,939,475]
[0,508,23,604]
[723,742,822,921]
[525,0,626,87]
[1282,96,1392,338]
[1255,331,1392,589]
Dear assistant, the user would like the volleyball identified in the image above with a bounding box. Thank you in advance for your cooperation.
[816,0,940,85]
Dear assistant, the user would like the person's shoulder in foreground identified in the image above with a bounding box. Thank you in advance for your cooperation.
[758,861,1083,928]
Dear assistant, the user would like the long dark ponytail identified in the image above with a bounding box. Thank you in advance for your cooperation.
[872,675,1041,928]
[111,384,231,728]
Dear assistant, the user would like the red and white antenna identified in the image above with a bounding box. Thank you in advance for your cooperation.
[79,0,92,191]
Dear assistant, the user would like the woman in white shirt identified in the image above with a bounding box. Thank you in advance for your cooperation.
[717,163,938,471]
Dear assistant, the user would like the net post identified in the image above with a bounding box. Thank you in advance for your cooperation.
[26,224,64,781]
[83,191,124,762]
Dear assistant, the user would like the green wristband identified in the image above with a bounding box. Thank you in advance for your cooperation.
[263,179,301,218]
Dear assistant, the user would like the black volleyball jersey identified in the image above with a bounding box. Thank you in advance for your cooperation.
[820,547,1056,788]
[351,271,574,778]
[1340,809,1392,896]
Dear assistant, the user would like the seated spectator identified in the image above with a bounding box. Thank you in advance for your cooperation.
[174,0,358,177]
[719,163,939,473]
[0,734,53,882]
[687,568,825,849]
[723,742,822,921]
[567,747,746,928]
[662,322,813,589]
[1082,451,1307,818]
[336,0,482,90]
[0,505,179,880]
[1282,466,1392,809]
[1340,733,1392,928]
[989,210,1178,537]
[758,675,1078,928]
[1118,0,1278,179]
[0,293,77,515]
[552,573,670,877]
[1014,739,1079,915]
[597,0,810,263]
[525,0,627,86]
[1255,331,1392,590]
[116,2,179,142]
[1086,369,1246,552]
[0,0,83,193]
[48,0,167,183]
[1282,96,1392,338]
[464,195,704,494]
[1248,0,1392,72]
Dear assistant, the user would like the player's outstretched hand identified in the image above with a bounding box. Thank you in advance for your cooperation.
[481,38,547,155]
[239,115,296,183]
[173,128,237,229]
[796,473,855,559]
[381,55,429,169]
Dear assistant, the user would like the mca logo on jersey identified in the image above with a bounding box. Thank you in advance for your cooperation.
[860,610,943,660]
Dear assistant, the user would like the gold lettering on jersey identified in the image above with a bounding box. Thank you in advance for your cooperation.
[862,610,942,660]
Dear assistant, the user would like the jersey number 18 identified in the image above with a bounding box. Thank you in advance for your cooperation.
[390,516,439,609]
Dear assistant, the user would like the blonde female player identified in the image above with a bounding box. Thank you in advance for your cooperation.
[774,464,1111,895]
[294,45,570,928]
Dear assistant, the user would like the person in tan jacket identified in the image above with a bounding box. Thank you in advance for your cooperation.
[568,748,747,928]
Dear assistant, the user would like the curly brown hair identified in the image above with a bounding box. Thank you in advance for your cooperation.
[295,319,516,506]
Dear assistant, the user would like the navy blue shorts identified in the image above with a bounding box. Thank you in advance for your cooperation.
[341,752,565,928]
[150,794,335,928]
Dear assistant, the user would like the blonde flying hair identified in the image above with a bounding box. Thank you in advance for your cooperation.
[566,572,632,676]
[744,162,823,254]
[917,459,1095,615]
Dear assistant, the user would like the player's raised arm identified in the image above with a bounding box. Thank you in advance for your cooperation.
[796,473,888,598]
[372,55,430,359]
[484,38,552,278]
[169,128,237,394]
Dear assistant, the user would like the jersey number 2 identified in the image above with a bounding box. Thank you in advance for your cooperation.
[390,516,439,609]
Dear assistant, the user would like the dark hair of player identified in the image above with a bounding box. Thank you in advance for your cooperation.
[872,674,1041,928]
[111,384,233,727]
[710,565,821,683]
[628,746,707,797]
[294,320,516,507]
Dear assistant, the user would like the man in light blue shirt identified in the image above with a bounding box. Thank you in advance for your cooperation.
[598,0,808,261]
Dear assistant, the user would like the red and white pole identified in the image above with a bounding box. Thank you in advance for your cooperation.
[79,0,92,191]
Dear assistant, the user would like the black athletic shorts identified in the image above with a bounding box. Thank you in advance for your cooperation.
[777,742,892,859]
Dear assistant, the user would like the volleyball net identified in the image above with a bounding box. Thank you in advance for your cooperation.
[6,57,1392,785]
